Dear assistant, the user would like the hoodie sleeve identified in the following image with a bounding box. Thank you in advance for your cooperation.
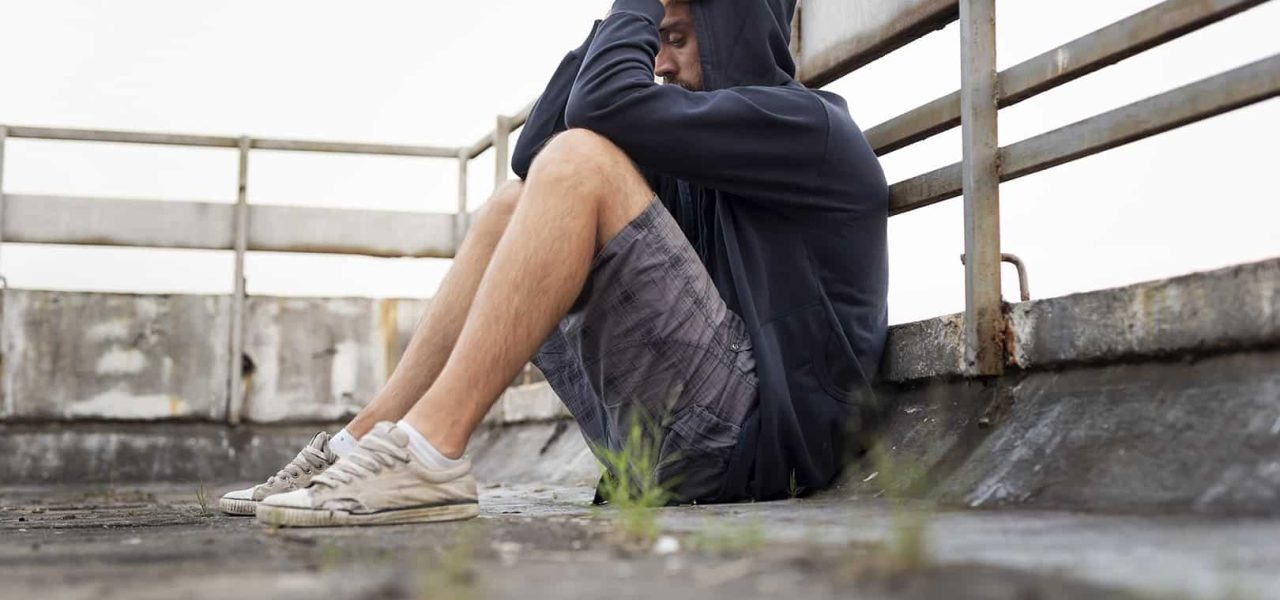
[511,21,602,180]
[565,0,882,212]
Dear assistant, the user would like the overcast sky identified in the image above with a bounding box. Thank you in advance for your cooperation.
[0,0,1276,324]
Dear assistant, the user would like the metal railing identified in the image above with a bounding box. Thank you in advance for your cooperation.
[0,114,537,423]
[0,0,1275,418]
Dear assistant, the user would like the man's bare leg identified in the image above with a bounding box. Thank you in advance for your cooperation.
[344,180,524,438]
[403,129,655,458]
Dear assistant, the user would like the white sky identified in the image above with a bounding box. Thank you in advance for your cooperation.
[0,0,1276,325]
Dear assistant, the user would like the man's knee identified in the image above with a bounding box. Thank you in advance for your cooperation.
[474,179,523,227]
[526,128,638,191]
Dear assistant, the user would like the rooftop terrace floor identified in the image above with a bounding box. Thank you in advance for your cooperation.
[3,482,1277,600]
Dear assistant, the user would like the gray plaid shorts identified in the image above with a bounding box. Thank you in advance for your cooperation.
[532,196,758,504]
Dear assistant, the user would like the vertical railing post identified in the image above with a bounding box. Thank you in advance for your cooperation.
[0,125,7,266]
[0,125,8,418]
[959,0,1004,376]
[227,136,251,424]
[493,115,511,187]
[454,148,469,252]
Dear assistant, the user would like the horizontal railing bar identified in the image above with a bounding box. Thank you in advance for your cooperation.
[887,53,1280,215]
[251,138,461,158]
[798,0,959,88]
[465,103,534,160]
[4,194,460,258]
[5,126,464,158]
[6,126,238,148]
[467,132,494,160]
[511,100,535,129]
[865,0,1268,156]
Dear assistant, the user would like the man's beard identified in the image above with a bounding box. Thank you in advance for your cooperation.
[663,77,700,92]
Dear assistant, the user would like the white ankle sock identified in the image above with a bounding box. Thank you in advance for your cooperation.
[330,428,359,457]
[396,420,464,471]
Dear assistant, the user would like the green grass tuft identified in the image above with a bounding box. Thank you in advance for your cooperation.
[194,482,212,518]
[592,416,672,546]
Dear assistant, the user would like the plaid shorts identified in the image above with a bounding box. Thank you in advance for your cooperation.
[532,196,758,504]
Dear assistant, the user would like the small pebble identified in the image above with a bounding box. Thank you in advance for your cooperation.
[652,535,680,555]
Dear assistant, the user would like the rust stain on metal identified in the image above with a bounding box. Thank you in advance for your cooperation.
[379,299,400,381]
[1002,302,1018,369]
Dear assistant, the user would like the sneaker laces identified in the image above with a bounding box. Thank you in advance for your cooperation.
[311,430,410,488]
[265,444,332,486]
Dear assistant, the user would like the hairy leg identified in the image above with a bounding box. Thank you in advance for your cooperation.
[403,129,655,458]
[344,181,524,438]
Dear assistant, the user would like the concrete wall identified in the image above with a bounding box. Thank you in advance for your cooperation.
[4,258,1278,517]
[0,290,428,423]
[1,291,230,421]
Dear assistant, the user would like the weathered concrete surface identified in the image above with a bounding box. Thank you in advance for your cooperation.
[483,381,570,424]
[0,290,431,423]
[0,422,344,484]
[1,290,231,420]
[0,418,599,487]
[241,296,428,422]
[846,348,1280,516]
[881,257,1280,382]
[11,340,1277,517]
[468,420,598,487]
[2,483,1276,600]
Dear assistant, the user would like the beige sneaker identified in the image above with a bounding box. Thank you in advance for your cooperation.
[218,431,340,516]
[256,422,479,527]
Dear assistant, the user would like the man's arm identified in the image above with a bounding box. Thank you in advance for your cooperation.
[511,21,602,180]
[565,0,883,213]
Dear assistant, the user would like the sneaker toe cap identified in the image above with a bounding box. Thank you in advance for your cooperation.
[260,488,315,509]
[221,486,257,501]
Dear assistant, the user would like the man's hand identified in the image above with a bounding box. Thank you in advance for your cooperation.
[607,0,672,17]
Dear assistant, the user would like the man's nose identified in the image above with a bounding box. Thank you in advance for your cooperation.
[655,50,676,80]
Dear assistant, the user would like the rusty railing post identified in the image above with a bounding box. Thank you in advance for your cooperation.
[227,136,251,424]
[959,0,1004,376]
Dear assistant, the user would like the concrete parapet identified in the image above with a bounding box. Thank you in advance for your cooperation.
[0,290,428,423]
[882,257,1280,382]
[1,291,231,420]
[844,348,1280,516]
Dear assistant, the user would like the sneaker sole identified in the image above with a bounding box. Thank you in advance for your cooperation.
[255,502,480,528]
[219,497,259,516]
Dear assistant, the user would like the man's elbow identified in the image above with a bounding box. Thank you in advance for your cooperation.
[563,92,607,133]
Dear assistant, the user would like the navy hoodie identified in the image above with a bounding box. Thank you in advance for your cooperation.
[512,0,888,501]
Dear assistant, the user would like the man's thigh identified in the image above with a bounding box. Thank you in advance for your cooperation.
[533,196,758,504]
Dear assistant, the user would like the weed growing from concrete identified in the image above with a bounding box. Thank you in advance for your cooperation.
[592,417,671,546]
[194,482,212,518]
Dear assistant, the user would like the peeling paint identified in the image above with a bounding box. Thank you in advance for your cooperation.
[67,389,185,420]
[95,347,148,375]
[86,319,131,342]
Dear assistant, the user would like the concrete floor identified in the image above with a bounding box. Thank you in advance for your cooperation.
[2,483,1276,600]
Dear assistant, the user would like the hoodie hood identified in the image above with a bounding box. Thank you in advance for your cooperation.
[692,0,798,90]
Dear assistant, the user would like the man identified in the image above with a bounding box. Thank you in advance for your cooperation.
[221,0,887,527]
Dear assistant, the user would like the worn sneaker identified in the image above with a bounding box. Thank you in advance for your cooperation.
[218,431,340,516]
[256,421,479,527]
